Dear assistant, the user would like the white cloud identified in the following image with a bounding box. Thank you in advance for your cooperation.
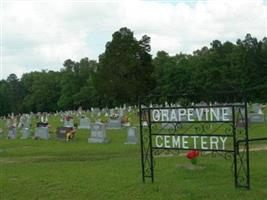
[1,0,267,79]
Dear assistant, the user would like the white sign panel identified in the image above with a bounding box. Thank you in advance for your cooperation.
[151,107,231,122]
[154,135,231,151]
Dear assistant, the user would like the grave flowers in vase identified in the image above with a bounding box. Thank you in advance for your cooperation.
[186,150,200,165]
[65,115,73,121]
[121,116,129,124]
[110,113,119,120]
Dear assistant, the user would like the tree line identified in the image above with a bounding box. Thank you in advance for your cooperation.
[0,27,266,115]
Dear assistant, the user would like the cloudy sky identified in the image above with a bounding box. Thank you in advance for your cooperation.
[1,0,267,79]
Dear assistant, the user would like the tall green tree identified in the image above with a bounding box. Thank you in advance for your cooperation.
[96,27,154,106]
[21,71,61,112]
[6,74,24,113]
[58,58,97,110]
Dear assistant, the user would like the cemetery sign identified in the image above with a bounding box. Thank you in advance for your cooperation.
[139,103,250,189]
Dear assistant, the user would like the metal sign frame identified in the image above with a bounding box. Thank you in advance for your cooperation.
[139,102,250,189]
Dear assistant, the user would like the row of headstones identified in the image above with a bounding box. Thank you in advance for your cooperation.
[6,126,49,140]
[6,124,138,144]
[3,116,125,139]
[65,117,126,129]
[57,106,136,119]
[88,123,138,144]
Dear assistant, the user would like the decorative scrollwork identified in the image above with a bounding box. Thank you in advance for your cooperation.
[140,104,250,188]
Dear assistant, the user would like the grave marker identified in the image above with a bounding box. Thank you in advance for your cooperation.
[125,127,138,144]
[88,122,109,143]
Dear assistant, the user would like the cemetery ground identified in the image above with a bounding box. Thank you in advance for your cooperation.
[0,118,267,200]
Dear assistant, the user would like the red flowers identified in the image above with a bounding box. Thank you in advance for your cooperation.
[65,115,73,121]
[186,150,200,160]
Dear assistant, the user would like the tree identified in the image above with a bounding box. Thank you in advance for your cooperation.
[0,80,12,115]
[96,27,154,106]
[6,73,24,113]
[58,58,98,110]
[21,71,61,112]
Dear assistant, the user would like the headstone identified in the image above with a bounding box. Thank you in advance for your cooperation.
[34,127,49,140]
[125,127,138,144]
[128,106,132,112]
[7,127,16,139]
[249,113,265,123]
[21,128,30,139]
[107,118,121,129]
[92,108,100,114]
[56,127,73,140]
[88,122,109,143]
[251,103,261,113]
[78,117,90,129]
[25,117,31,128]
[41,115,48,123]
[101,108,108,115]
[64,119,74,127]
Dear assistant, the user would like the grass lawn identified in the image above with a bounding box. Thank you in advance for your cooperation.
[0,119,267,200]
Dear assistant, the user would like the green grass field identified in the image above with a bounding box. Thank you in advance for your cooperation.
[0,117,267,200]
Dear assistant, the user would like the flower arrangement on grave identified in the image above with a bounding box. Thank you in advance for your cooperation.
[121,116,129,124]
[64,115,73,121]
[110,113,119,120]
[186,150,200,165]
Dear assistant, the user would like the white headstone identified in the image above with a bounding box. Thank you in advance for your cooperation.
[34,127,50,140]
[78,117,90,129]
[21,128,30,139]
[107,118,121,129]
[7,127,16,139]
[125,127,138,144]
[64,119,74,127]
[88,122,109,143]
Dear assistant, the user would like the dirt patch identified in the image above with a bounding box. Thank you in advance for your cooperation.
[176,163,205,170]
[0,156,56,164]
[250,146,267,151]
[0,158,17,164]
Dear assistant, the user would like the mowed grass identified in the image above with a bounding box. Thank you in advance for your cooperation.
[0,120,267,199]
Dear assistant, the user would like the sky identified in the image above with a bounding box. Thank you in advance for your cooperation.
[1,0,267,79]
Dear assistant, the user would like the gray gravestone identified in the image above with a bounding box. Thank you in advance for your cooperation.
[107,118,121,129]
[88,122,109,143]
[78,117,90,129]
[251,103,261,113]
[56,127,73,140]
[24,117,31,128]
[21,128,30,139]
[64,119,74,128]
[92,108,100,115]
[7,127,16,139]
[125,127,138,144]
[34,127,50,139]
[249,113,265,123]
